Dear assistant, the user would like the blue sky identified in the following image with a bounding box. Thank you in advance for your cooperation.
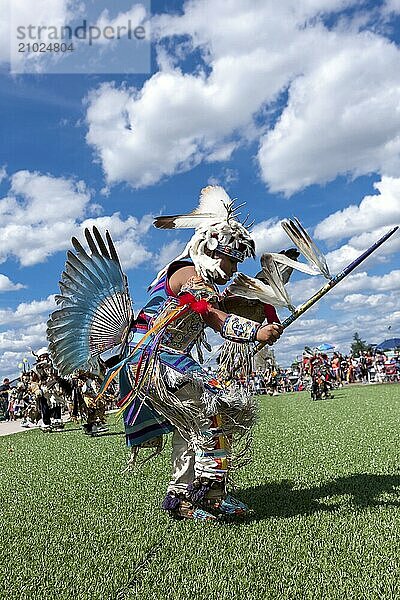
[1,0,400,377]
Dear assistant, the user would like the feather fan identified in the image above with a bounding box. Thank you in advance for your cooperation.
[47,227,133,376]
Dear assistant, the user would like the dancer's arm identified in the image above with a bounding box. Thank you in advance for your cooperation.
[169,265,282,346]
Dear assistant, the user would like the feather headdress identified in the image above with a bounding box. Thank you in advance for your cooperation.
[154,185,239,229]
[152,185,255,285]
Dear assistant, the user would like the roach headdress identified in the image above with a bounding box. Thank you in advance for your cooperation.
[152,185,255,284]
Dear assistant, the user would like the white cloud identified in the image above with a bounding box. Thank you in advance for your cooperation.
[332,294,400,317]
[0,0,82,64]
[0,165,6,183]
[3,1,148,74]
[0,295,56,327]
[258,35,400,194]
[205,144,238,163]
[9,169,89,223]
[324,230,400,274]
[93,5,147,46]
[0,170,90,266]
[287,268,400,306]
[297,176,400,272]
[334,269,400,294]
[0,294,57,378]
[0,296,54,378]
[287,278,325,304]
[384,0,400,15]
[86,72,250,187]
[346,227,400,254]
[0,274,25,292]
[252,218,291,254]
[78,213,153,270]
[0,323,48,355]
[0,170,153,269]
[315,177,400,242]
[0,351,34,380]
[207,168,239,187]
[324,243,363,273]
[154,239,186,269]
[342,293,391,308]
[84,1,345,187]
[85,0,400,193]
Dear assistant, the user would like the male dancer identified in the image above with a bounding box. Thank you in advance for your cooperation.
[48,186,283,520]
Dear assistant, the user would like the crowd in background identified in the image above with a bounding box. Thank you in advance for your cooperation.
[233,349,400,396]
[1,348,399,424]
[0,350,117,433]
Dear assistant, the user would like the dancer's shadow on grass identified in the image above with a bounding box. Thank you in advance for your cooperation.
[238,473,400,522]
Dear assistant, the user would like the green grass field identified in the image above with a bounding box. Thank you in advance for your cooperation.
[1,384,400,600]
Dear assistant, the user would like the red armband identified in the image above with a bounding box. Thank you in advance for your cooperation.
[178,293,211,315]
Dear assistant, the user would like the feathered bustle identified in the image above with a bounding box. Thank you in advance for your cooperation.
[47,227,133,375]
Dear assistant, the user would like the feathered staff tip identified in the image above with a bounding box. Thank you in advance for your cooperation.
[281,216,331,279]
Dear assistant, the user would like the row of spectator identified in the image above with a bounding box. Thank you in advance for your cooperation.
[223,350,400,396]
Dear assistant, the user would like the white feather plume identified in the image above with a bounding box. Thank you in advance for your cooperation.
[227,272,294,311]
[266,252,320,276]
[258,254,296,312]
[281,218,331,279]
[154,186,234,229]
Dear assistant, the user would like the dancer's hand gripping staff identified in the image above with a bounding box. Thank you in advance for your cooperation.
[255,225,398,354]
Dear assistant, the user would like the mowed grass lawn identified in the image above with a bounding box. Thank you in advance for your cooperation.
[1,384,400,600]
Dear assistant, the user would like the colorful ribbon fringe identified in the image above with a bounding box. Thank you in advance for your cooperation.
[97,293,211,422]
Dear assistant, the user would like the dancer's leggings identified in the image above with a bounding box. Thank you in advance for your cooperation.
[167,384,229,497]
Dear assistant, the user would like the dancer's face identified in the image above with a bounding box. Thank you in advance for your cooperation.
[214,252,239,284]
